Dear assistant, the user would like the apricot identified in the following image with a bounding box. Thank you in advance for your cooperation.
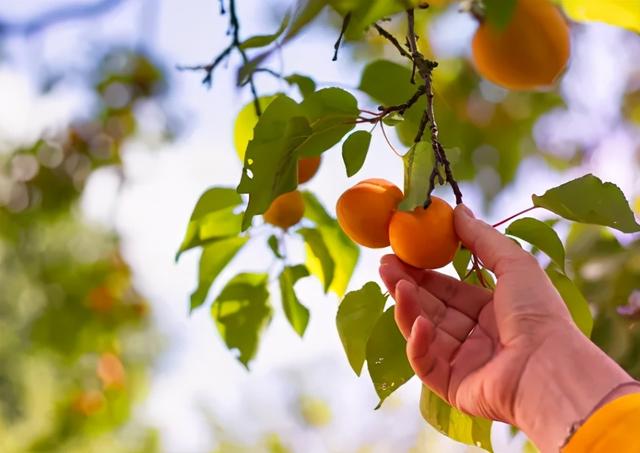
[389,197,459,269]
[336,179,403,248]
[263,190,305,229]
[97,353,126,390]
[471,0,570,90]
[298,156,322,184]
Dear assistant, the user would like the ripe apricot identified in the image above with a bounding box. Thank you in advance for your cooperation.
[336,179,403,248]
[263,190,305,229]
[471,0,570,90]
[389,197,459,269]
[97,353,126,390]
[298,156,322,184]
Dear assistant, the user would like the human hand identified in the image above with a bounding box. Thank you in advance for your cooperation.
[379,205,634,452]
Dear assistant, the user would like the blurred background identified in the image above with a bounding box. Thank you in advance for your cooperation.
[0,1,639,452]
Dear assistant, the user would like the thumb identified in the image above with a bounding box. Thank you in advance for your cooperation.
[454,204,537,277]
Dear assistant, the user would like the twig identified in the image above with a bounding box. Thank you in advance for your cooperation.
[492,206,538,228]
[333,13,352,61]
[218,0,226,15]
[178,0,262,116]
[373,23,412,60]
[0,0,124,37]
[357,85,426,125]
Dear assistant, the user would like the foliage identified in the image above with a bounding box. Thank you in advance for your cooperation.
[0,49,166,453]
[178,0,640,451]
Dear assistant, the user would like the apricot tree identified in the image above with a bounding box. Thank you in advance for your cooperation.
[177,1,640,450]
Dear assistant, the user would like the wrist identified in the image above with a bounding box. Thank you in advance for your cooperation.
[514,326,633,453]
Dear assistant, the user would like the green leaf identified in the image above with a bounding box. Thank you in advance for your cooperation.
[212,273,272,368]
[561,0,640,33]
[299,227,336,293]
[399,141,434,211]
[297,88,359,157]
[506,217,566,272]
[233,96,278,161]
[301,192,360,297]
[546,268,593,337]
[267,234,283,259]
[240,13,291,50]
[176,187,243,259]
[359,60,415,107]
[484,0,518,29]
[336,282,387,375]
[453,247,471,279]
[279,265,311,336]
[284,74,317,97]
[382,112,405,126]
[330,0,424,38]
[532,174,640,233]
[342,130,372,177]
[366,306,414,408]
[190,236,249,312]
[237,95,312,230]
[420,386,494,453]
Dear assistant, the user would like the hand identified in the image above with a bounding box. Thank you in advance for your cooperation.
[379,205,634,452]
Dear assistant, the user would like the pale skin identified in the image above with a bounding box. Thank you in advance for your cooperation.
[380,205,638,452]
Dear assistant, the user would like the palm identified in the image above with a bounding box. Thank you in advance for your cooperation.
[380,254,571,424]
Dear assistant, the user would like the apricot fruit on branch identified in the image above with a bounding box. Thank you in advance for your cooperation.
[471,0,570,90]
[388,197,459,269]
[263,190,305,229]
[298,156,322,184]
[336,179,403,248]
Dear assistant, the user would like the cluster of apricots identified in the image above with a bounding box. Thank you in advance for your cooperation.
[472,0,570,90]
[336,179,460,269]
[262,156,321,229]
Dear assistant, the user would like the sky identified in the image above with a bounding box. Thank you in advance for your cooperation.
[1,1,639,452]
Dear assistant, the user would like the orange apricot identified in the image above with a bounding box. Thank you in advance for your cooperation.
[263,190,305,229]
[97,353,126,390]
[471,0,570,90]
[336,179,403,248]
[388,197,459,269]
[298,156,322,184]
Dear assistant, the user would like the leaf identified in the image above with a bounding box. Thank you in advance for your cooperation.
[212,273,272,368]
[420,386,494,453]
[233,96,278,161]
[366,306,415,408]
[301,192,360,297]
[279,265,311,336]
[453,247,471,279]
[284,74,317,97]
[342,130,372,177]
[237,95,312,230]
[240,13,291,50]
[176,188,243,259]
[330,0,424,38]
[190,237,249,312]
[506,217,566,272]
[382,112,405,126]
[484,0,518,29]
[398,141,434,211]
[297,88,359,157]
[298,227,336,293]
[561,0,640,33]
[336,282,387,375]
[546,268,593,337]
[359,60,415,107]
[532,174,640,234]
[267,235,283,259]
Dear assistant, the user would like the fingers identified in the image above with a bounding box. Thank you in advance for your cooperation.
[407,316,452,401]
[380,254,491,320]
[395,279,477,342]
[454,205,540,277]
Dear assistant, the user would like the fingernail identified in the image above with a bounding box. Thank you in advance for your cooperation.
[459,204,475,219]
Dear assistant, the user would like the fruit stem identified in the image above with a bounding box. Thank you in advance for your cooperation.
[492,206,538,228]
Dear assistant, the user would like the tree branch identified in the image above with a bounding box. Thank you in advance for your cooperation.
[177,0,262,116]
[0,0,125,37]
[333,13,352,61]
[373,23,412,61]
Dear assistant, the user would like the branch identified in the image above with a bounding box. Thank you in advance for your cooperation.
[357,85,426,124]
[177,0,262,116]
[373,23,412,60]
[405,9,463,206]
[333,13,352,61]
[0,0,125,37]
